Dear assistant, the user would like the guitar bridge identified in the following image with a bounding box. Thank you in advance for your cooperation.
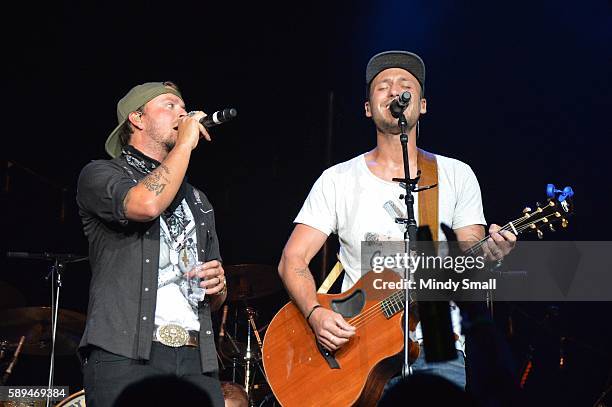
[317,341,340,369]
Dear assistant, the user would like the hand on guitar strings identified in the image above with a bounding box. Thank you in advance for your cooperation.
[308,306,356,351]
[482,224,517,261]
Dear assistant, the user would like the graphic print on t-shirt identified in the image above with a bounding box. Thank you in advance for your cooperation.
[158,200,200,311]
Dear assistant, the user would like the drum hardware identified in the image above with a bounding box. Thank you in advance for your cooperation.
[221,381,248,407]
[4,251,87,407]
[223,328,244,382]
[55,389,86,407]
[0,307,86,357]
[224,264,283,302]
[218,264,280,406]
[0,280,26,309]
[592,367,612,407]
[219,306,267,406]
[0,340,12,363]
[243,306,267,400]
[0,336,25,385]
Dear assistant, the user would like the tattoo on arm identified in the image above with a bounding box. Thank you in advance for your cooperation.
[160,164,171,175]
[294,267,315,283]
[140,168,169,196]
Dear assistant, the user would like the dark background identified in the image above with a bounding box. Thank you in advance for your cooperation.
[2,0,611,405]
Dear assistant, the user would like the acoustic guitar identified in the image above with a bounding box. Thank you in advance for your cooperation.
[262,189,574,406]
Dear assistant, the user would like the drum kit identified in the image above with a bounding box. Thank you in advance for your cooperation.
[217,264,285,407]
[0,260,283,407]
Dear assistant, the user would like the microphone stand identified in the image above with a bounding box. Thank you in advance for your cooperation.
[45,255,87,407]
[5,251,87,407]
[390,111,435,379]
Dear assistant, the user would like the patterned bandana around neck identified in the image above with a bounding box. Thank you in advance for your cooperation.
[122,145,160,175]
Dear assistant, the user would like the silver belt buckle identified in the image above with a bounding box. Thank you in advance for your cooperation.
[156,324,189,347]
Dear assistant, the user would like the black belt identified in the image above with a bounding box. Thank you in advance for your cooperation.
[153,324,199,347]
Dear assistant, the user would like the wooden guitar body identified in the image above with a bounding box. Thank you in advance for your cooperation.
[262,269,416,406]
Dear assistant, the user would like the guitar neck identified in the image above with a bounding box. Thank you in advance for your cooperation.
[373,199,572,321]
[465,199,563,255]
[380,290,406,318]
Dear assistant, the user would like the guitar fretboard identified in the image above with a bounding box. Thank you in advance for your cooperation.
[377,198,571,320]
[381,290,406,318]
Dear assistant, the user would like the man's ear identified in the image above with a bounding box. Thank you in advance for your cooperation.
[420,98,427,115]
[365,101,372,118]
[128,111,144,130]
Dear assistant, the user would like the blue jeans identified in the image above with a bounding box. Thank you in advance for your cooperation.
[385,346,466,391]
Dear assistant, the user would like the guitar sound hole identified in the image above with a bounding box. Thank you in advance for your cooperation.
[331,289,365,318]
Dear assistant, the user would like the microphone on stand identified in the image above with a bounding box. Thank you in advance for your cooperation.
[390,91,412,118]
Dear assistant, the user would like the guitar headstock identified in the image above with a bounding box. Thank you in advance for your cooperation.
[512,185,574,239]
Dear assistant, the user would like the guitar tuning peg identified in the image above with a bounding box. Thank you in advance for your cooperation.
[561,219,569,228]
[523,207,532,214]
[537,229,544,239]
[549,224,556,232]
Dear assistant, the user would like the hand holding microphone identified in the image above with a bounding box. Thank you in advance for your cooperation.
[196,108,237,128]
[179,110,209,149]
[181,107,238,149]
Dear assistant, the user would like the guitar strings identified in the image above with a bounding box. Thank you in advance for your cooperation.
[345,213,559,330]
[349,218,549,329]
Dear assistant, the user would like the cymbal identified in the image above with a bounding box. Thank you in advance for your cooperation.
[0,281,26,310]
[0,307,85,356]
[224,264,283,301]
[218,337,261,363]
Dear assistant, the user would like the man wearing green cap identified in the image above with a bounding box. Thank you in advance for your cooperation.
[76,81,226,406]
[276,51,516,400]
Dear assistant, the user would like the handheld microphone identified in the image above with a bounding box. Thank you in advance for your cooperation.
[198,108,237,128]
[389,91,411,118]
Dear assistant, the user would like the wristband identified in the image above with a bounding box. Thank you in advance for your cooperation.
[306,305,322,322]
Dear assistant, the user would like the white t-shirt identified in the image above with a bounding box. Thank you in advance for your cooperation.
[155,200,201,332]
[295,152,487,351]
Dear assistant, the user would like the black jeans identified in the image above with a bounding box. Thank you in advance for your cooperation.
[82,343,224,407]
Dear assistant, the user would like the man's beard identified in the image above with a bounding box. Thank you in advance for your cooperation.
[377,118,402,134]
[148,123,176,153]
[376,113,416,134]
[163,138,176,152]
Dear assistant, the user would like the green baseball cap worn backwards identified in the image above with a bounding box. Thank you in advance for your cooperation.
[105,82,183,158]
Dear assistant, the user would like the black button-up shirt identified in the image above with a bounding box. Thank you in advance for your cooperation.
[76,152,221,373]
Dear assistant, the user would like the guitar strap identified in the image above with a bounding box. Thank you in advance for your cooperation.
[417,148,439,242]
[317,257,344,294]
[318,148,439,294]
